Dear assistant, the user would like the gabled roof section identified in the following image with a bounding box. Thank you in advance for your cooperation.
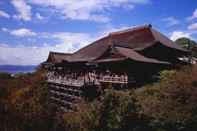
[46,24,189,64]
[93,45,127,63]
[93,45,169,64]
[46,51,72,63]
[107,24,156,49]
[70,25,155,62]
[69,37,111,62]
[115,46,170,64]
[150,28,189,52]
[69,24,188,62]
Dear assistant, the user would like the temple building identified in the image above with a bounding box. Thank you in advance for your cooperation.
[43,25,190,111]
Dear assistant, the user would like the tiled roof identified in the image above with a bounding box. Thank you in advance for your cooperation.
[115,46,170,64]
[69,24,187,62]
[46,51,72,63]
[46,25,188,64]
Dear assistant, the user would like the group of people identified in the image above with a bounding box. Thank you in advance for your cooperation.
[47,71,85,87]
[84,71,128,84]
[47,70,129,86]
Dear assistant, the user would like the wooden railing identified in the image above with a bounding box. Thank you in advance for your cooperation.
[99,76,128,84]
[47,72,129,86]
[48,78,84,87]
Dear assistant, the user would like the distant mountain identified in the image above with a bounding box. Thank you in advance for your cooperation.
[0,65,37,74]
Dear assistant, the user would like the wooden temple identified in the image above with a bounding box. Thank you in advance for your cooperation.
[43,24,190,111]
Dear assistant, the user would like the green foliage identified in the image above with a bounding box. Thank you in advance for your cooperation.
[135,65,197,131]
[49,65,197,131]
[57,102,100,131]
[159,70,176,81]
[0,72,12,79]
[98,90,134,131]
[175,37,196,49]
[0,70,56,131]
[175,37,197,57]
[59,89,153,131]
[1,66,197,131]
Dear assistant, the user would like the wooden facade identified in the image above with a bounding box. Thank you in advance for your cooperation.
[43,25,190,111]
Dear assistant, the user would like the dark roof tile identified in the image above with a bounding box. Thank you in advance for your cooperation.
[46,51,72,63]
[115,47,170,64]
[47,25,188,63]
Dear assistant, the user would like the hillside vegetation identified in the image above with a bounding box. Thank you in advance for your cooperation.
[0,66,197,131]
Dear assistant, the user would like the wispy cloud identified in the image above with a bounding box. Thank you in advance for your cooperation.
[35,12,44,20]
[0,24,136,65]
[0,31,95,65]
[11,0,32,21]
[1,28,8,32]
[187,8,197,21]
[0,44,51,65]
[0,10,10,18]
[2,28,36,37]
[188,23,197,30]
[49,32,95,53]
[162,17,180,26]
[170,31,192,41]
[28,0,150,22]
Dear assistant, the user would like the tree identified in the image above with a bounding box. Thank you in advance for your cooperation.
[135,66,197,131]
[175,37,197,57]
[0,70,56,131]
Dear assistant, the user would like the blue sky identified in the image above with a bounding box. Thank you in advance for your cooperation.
[0,0,197,65]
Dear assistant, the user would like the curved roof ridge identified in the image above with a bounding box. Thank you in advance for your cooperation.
[150,28,189,52]
[109,24,152,36]
[47,25,189,63]
[72,35,109,55]
[49,51,72,55]
[72,24,153,55]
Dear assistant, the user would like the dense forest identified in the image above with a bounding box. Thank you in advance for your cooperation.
[0,38,197,131]
[0,65,197,131]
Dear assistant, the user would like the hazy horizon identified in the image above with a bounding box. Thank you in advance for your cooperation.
[0,65,37,74]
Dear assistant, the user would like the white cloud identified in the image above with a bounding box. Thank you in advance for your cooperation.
[0,44,46,65]
[0,24,156,65]
[11,0,32,21]
[1,24,152,65]
[28,0,149,22]
[2,28,36,37]
[0,31,95,65]
[188,23,197,30]
[49,32,95,52]
[188,9,197,21]
[11,28,36,37]
[170,31,192,41]
[0,24,129,65]
[35,12,44,20]
[162,17,180,26]
[0,10,10,18]
[1,27,8,32]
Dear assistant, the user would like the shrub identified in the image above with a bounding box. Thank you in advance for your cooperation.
[0,70,56,131]
[135,65,197,131]
[0,72,12,79]
[60,89,153,131]
[56,101,100,131]
[1,65,197,131]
